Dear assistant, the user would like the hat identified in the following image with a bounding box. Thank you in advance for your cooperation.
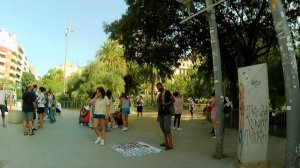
[84,106,90,110]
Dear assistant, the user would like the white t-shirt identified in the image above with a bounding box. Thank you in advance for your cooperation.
[94,96,110,115]
[56,102,62,111]
[0,90,8,105]
[174,97,183,114]
[37,93,46,108]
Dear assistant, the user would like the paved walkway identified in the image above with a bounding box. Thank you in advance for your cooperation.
[0,110,285,168]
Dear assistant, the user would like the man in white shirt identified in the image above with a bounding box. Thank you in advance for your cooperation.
[0,84,9,128]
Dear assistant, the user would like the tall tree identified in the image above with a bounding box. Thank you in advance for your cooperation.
[106,0,300,106]
[21,72,36,92]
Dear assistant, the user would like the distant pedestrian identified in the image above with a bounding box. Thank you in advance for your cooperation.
[22,85,37,136]
[0,84,9,128]
[90,87,110,145]
[88,92,96,128]
[209,92,217,138]
[173,92,183,131]
[119,93,131,131]
[223,97,231,116]
[136,95,143,120]
[106,90,114,131]
[43,91,50,120]
[56,101,62,115]
[32,84,38,131]
[49,94,57,123]
[189,98,195,118]
[156,82,174,150]
[37,87,46,129]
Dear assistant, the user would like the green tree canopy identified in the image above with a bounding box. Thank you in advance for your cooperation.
[21,72,36,92]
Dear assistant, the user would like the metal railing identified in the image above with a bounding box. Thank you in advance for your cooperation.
[60,101,83,109]
[204,108,287,138]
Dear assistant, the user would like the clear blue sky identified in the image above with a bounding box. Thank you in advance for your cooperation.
[0,0,127,76]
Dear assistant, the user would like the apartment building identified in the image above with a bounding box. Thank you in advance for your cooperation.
[0,28,32,82]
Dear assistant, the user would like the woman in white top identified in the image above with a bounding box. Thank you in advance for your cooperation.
[37,87,46,129]
[173,92,183,130]
[90,87,110,145]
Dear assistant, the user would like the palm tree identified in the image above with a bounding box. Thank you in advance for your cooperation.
[96,40,127,72]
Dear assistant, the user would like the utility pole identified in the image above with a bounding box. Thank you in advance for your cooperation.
[178,0,225,158]
[267,0,300,167]
[64,19,73,95]
[205,0,224,158]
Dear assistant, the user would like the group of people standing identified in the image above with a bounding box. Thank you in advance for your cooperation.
[22,84,62,136]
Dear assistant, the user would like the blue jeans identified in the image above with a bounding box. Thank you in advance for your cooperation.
[49,109,56,122]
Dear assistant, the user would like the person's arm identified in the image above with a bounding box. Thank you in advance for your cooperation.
[33,101,37,112]
[164,91,175,106]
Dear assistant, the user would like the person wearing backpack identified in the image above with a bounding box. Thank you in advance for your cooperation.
[156,82,174,150]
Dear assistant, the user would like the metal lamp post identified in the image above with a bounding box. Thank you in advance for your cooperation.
[178,0,225,158]
[64,19,73,95]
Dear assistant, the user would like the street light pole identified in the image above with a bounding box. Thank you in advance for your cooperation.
[205,0,224,158]
[267,0,300,167]
[64,19,73,95]
[178,0,225,158]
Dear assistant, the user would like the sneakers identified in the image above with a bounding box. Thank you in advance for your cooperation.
[112,125,118,128]
[172,127,176,130]
[94,137,101,144]
[122,127,128,131]
[100,139,105,146]
[177,127,182,131]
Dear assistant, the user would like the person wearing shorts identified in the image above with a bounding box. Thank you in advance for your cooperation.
[119,93,131,131]
[136,96,143,120]
[37,87,46,129]
[0,84,9,128]
[90,87,110,146]
[156,82,174,150]
[22,85,37,136]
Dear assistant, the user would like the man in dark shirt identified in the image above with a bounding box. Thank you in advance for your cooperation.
[22,85,37,136]
[156,82,174,150]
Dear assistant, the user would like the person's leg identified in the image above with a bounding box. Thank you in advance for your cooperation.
[1,105,6,127]
[125,115,129,128]
[164,115,173,149]
[211,118,216,137]
[173,114,177,127]
[22,112,28,134]
[122,115,125,128]
[178,114,181,128]
[93,118,100,137]
[100,118,106,140]
[28,112,34,135]
[38,113,43,128]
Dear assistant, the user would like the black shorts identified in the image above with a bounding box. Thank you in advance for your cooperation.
[0,105,6,118]
[37,107,45,114]
[137,106,143,113]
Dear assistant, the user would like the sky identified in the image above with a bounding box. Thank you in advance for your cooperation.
[0,0,127,76]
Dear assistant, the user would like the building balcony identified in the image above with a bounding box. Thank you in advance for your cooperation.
[0,50,6,56]
[0,66,5,71]
[0,57,6,63]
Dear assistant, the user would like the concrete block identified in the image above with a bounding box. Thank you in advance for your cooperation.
[8,110,23,124]
[234,160,268,168]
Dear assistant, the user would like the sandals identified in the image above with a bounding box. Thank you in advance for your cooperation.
[165,146,174,150]
[160,143,166,147]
